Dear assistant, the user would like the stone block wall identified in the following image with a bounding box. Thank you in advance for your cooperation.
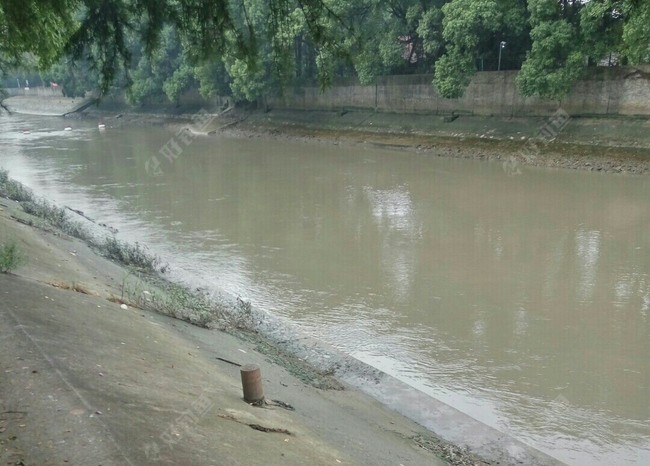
[268,67,650,117]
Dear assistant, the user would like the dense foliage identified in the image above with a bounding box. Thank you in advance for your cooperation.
[0,0,648,101]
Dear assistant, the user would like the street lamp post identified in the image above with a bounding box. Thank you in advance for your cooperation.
[498,41,507,71]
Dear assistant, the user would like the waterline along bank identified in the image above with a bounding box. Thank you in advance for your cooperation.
[1,110,649,465]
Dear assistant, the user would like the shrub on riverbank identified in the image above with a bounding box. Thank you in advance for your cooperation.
[0,169,159,272]
[0,169,33,202]
[117,274,222,327]
[0,169,93,241]
[103,237,160,271]
[0,239,24,273]
[0,168,231,328]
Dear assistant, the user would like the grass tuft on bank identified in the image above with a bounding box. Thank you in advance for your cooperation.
[0,168,154,266]
[117,274,222,327]
[0,239,24,273]
[0,168,242,329]
[103,237,160,271]
[0,169,33,202]
[114,270,259,330]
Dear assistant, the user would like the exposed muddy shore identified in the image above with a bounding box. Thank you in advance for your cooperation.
[79,105,650,175]
[5,94,649,174]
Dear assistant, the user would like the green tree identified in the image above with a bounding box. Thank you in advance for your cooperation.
[580,0,624,66]
[516,0,584,99]
[353,0,444,81]
[0,0,77,72]
[621,0,650,64]
[3,1,649,104]
[43,58,98,97]
[517,0,649,99]
[193,60,230,99]
[434,0,528,98]
[126,26,196,105]
[1,0,346,95]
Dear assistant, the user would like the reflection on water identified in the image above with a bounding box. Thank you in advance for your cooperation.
[576,228,601,302]
[1,115,650,465]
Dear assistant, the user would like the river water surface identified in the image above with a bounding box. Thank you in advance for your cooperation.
[1,115,649,465]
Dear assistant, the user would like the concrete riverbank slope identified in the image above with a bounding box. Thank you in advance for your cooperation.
[0,196,451,466]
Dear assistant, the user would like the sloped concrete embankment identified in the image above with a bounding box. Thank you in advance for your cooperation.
[0,196,447,466]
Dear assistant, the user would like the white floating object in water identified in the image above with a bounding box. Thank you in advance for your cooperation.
[98,123,106,129]
[120,303,128,310]
[64,126,72,131]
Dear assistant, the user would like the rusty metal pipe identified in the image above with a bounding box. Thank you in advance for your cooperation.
[240,364,264,403]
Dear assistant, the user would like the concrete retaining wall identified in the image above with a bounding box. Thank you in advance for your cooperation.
[269,67,650,117]
[97,89,229,114]
[3,95,93,116]
[4,87,63,97]
[11,68,646,119]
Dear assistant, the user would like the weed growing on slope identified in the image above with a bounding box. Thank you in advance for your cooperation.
[0,240,24,273]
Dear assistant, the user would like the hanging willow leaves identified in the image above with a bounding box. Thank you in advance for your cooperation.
[1,0,649,100]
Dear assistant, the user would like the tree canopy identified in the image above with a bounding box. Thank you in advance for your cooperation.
[1,0,648,101]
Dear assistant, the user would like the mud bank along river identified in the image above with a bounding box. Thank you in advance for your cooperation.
[1,114,649,465]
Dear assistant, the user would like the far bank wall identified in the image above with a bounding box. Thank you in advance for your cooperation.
[268,67,650,117]
[5,87,64,97]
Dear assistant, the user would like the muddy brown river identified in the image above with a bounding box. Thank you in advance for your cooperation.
[1,115,649,465]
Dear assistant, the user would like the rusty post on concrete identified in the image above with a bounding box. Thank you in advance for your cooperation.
[240,364,264,403]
